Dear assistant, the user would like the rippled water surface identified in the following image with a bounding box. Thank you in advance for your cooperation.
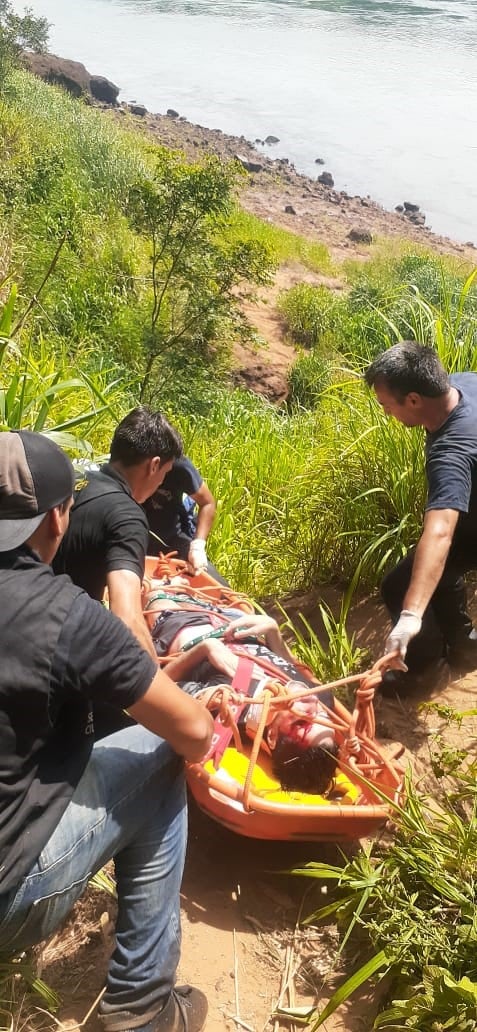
[11,0,477,241]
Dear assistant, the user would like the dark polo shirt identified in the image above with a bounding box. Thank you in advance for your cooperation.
[53,464,149,600]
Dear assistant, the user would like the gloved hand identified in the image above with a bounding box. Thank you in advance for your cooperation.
[188,538,208,574]
[385,610,422,670]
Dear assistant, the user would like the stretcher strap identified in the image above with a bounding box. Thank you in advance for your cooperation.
[203,656,256,769]
[145,554,254,611]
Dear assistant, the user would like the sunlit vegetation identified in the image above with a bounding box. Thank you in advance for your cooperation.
[1,70,476,605]
[2,25,477,1032]
[293,707,477,1030]
[227,208,333,274]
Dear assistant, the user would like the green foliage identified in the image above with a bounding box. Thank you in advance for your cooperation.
[291,715,477,1030]
[277,597,367,685]
[179,371,426,596]
[0,74,149,359]
[0,1,49,89]
[0,954,60,1020]
[227,209,332,274]
[287,350,332,409]
[281,253,477,381]
[0,286,126,450]
[126,151,275,399]
[278,283,340,348]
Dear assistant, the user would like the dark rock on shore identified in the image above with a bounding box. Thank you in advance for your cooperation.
[317,171,334,188]
[90,75,119,105]
[129,103,148,116]
[394,201,426,227]
[22,52,119,104]
[22,52,90,96]
[408,211,426,226]
[235,154,264,174]
[348,227,373,244]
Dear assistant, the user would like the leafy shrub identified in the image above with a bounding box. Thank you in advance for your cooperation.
[294,713,477,1030]
[0,1,49,88]
[287,350,332,409]
[126,152,275,399]
[278,283,339,348]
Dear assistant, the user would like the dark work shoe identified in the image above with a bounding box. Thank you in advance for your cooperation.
[100,986,208,1032]
[380,659,450,699]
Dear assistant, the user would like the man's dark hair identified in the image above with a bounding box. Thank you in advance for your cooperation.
[110,407,183,467]
[270,735,339,795]
[364,341,449,400]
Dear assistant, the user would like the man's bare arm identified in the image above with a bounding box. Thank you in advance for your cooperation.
[403,507,460,617]
[224,614,297,664]
[192,482,216,541]
[128,667,213,762]
[166,639,239,682]
[107,568,157,660]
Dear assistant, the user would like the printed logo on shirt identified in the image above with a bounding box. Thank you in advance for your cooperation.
[85,710,94,736]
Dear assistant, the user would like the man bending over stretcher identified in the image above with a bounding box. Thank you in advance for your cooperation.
[145,595,339,796]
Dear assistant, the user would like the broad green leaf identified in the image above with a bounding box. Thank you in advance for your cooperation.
[311,950,390,1028]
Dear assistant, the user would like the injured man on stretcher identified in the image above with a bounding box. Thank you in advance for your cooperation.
[144,589,339,795]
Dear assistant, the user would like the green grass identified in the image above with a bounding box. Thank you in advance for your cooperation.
[227,208,333,274]
[292,713,477,1030]
[4,57,477,1032]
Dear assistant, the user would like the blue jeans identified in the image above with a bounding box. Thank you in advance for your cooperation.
[0,726,187,1026]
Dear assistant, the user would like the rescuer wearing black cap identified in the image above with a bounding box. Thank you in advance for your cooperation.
[0,429,211,1032]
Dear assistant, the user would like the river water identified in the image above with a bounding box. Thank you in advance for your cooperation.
[12,0,477,243]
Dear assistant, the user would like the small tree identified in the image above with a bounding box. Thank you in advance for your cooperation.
[0,1,49,89]
[126,150,275,401]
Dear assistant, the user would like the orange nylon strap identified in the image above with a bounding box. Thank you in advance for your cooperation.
[203,656,256,769]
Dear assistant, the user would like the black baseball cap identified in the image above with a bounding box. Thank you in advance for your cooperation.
[0,430,75,552]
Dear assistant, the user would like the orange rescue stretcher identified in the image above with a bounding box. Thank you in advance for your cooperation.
[143,555,405,842]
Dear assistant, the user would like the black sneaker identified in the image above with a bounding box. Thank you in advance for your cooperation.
[380,659,450,699]
[100,986,208,1032]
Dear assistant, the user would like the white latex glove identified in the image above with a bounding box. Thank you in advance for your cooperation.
[188,538,208,574]
[384,610,422,670]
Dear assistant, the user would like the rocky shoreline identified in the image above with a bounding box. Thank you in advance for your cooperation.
[23,51,476,263]
[110,100,477,263]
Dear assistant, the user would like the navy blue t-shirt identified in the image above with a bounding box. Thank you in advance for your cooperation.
[143,457,203,553]
[426,373,477,545]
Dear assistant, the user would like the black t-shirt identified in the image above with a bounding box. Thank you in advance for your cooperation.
[0,568,156,895]
[143,457,202,552]
[426,373,477,545]
[53,464,149,599]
